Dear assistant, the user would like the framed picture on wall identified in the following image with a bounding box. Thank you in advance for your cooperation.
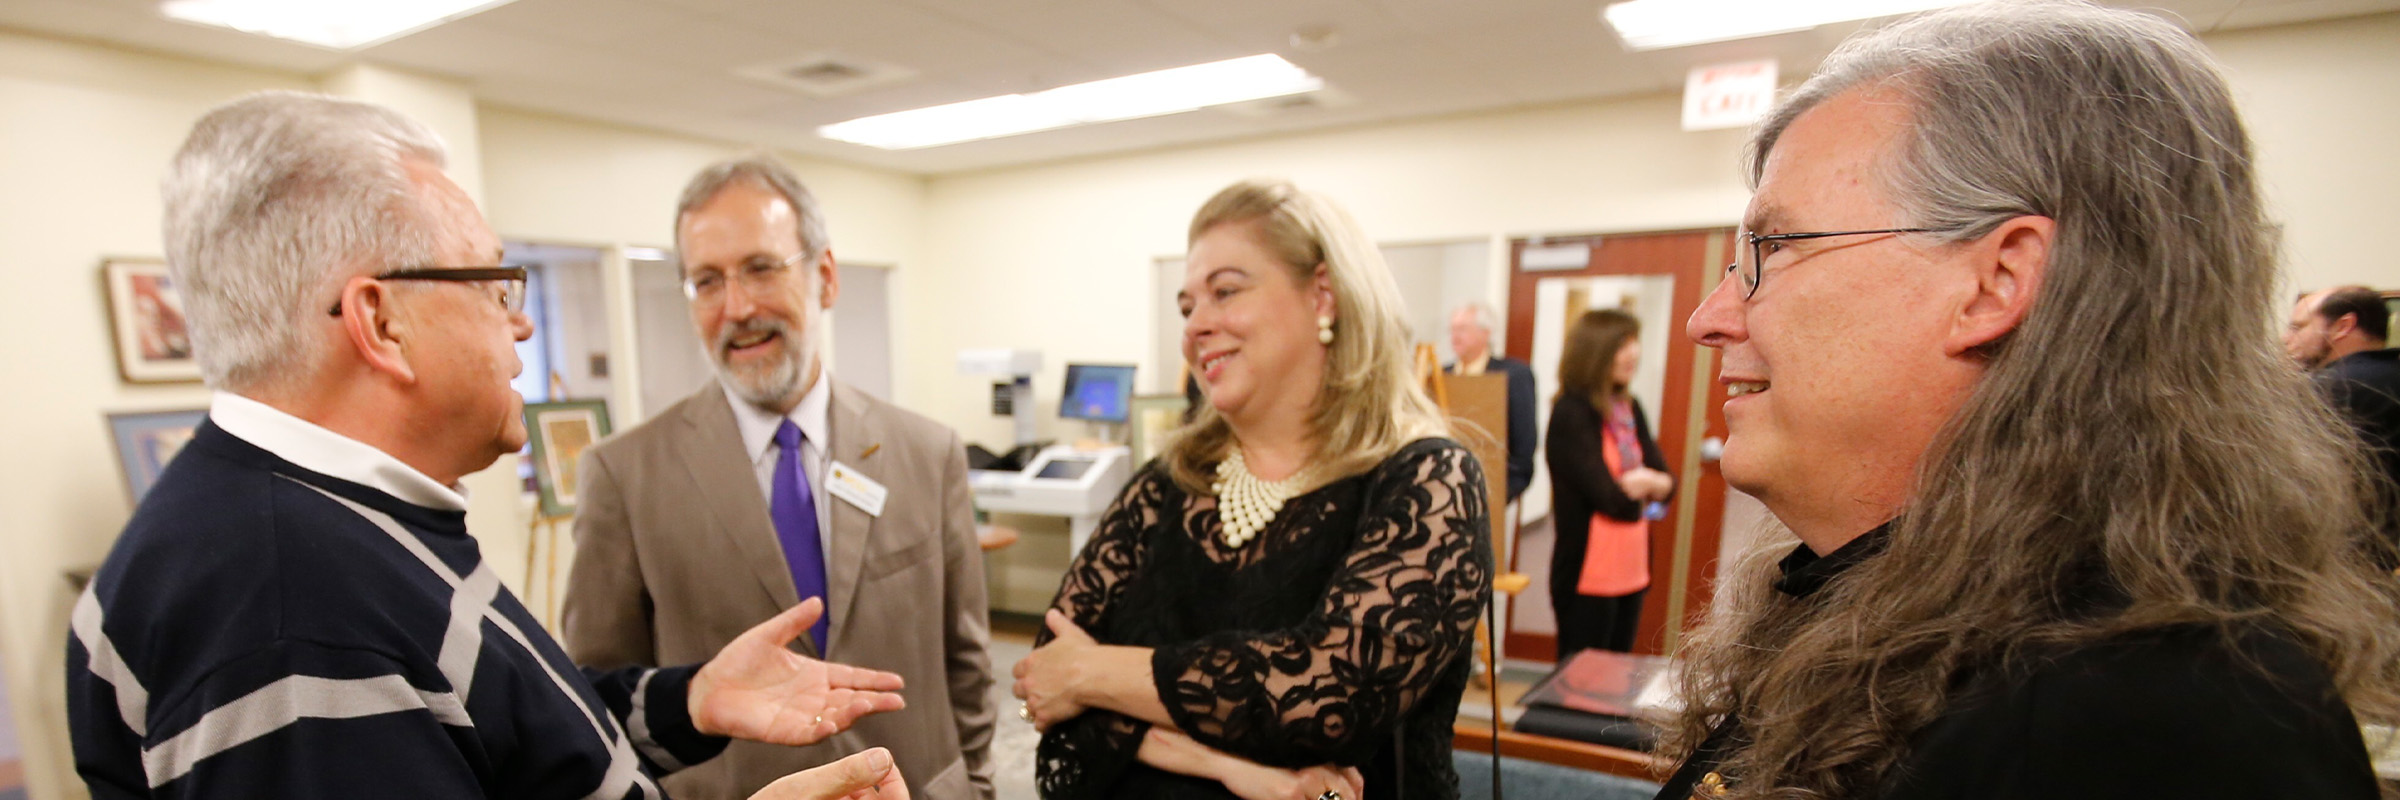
[101,258,201,384]
[107,408,208,503]
[1127,394,1189,466]
[525,399,612,519]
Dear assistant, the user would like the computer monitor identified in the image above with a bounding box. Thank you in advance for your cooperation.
[1059,363,1136,424]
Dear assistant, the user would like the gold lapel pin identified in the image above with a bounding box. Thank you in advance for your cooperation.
[859,443,881,459]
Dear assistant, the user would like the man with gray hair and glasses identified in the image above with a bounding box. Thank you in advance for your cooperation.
[1445,302,1536,503]
[1661,2,2400,798]
[68,91,917,800]
[564,156,993,800]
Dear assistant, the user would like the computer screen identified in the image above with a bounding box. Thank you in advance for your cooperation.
[1059,363,1136,423]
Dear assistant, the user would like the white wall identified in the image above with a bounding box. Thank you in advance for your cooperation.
[0,32,315,800]
[2209,14,2400,294]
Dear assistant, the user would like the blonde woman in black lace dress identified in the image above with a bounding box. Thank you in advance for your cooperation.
[1011,179,1493,800]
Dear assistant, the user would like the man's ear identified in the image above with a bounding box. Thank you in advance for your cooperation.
[2329,312,2360,341]
[815,249,841,310]
[338,276,417,383]
[1947,215,2054,356]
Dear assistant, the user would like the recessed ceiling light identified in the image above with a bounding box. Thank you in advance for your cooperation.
[819,54,1324,150]
[159,0,520,50]
[1601,0,1973,50]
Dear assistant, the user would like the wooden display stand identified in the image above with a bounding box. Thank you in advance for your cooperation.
[1415,345,1534,678]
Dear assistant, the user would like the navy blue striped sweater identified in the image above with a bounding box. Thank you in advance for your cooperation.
[68,421,727,798]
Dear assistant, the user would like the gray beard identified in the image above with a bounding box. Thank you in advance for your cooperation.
[714,318,812,411]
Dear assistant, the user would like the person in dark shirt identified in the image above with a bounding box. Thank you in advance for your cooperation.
[2288,285,2400,567]
[1658,3,2400,798]
[68,91,913,800]
[1013,179,1490,800]
[1545,309,1672,655]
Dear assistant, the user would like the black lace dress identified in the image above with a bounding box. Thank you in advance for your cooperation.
[1035,438,1493,800]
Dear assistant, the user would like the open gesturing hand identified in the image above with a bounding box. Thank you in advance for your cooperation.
[691,597,908,745]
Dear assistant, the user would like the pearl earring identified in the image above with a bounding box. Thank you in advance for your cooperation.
[1317,315,1334,345]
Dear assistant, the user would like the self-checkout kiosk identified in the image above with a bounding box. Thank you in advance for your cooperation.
[958,352,1134,552]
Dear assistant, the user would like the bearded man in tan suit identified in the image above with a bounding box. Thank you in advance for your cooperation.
[565,156,994,800]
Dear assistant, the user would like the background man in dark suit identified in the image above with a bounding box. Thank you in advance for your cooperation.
[1446,302,1536,503]
[2287,285,2399,565]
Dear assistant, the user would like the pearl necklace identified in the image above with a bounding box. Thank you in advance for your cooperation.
[1212,449,1311,549]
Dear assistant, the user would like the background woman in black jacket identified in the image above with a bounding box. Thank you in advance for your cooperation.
[1545,308,1673,656]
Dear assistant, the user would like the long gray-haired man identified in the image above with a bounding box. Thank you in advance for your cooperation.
[1663,2,2400,798]
[68,91,913,800]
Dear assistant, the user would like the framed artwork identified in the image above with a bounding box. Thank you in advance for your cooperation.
[101,259,201,384]
[525,399,612,518]
[1127,394,1189,465]
[107,408,208,502]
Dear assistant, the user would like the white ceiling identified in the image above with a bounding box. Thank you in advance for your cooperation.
[4,0,2395,175]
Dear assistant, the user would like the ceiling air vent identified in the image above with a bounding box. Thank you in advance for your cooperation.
[736,54,916,98]
[1216,87,1355,119]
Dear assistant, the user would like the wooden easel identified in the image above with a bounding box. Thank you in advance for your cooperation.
[526,511,570,632]
[522,369,574,633]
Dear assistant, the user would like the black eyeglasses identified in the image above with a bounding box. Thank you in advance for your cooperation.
[1726,228,1934,299]
[328,266,529,316]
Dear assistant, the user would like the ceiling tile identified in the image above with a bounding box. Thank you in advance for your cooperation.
[463,0,699,49]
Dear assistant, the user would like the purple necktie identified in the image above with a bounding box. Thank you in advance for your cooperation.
[771,419,830,654]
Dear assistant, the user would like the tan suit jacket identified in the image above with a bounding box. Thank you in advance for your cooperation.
[564,380,994,800]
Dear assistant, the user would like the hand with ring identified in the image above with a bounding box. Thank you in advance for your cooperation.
[1011,610,1102,730]
[1294,765,1363,800]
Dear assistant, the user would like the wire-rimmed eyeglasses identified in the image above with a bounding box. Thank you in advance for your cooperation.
[1725,228,1934,299]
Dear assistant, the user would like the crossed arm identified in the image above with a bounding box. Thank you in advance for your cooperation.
[1021,447,1492,798]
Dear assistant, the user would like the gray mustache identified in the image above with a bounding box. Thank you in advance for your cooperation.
[716,318,788,353]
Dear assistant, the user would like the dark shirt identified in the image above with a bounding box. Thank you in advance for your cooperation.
[68,422,725,799]
[2319,348,2400,561]
[1035,439,1493,800]
[1654,526,2377,799]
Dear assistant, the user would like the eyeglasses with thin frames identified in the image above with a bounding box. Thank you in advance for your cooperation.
[1726,228,1934,299]
[327,266,529,316]
[682,251,807,305]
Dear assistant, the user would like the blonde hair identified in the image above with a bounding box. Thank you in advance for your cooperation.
[1162,179,1449,493]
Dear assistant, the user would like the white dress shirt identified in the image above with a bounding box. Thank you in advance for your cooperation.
[723,375,835,565]
[208,391,468,511]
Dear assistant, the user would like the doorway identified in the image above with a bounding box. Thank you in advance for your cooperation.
[1505,228,1736,659]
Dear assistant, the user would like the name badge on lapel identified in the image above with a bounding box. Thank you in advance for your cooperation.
[826,461,888,517]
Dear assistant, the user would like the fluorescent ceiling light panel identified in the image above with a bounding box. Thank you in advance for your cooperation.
[160,0,520,50]
[1602,0,1973,50]
[820,54,1323,150]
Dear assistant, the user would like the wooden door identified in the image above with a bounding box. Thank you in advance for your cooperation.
[1505,228,1736,658]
